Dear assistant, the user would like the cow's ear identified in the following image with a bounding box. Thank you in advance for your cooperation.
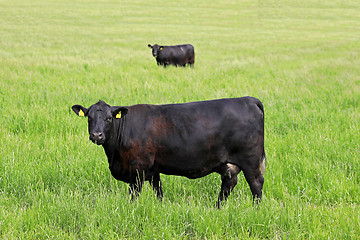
[148,44,152,48]
[160,46,164,50]
[72,105,88,117]
[112,107,128,119]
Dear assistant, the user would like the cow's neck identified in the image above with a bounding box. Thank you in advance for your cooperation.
[103,141,118,168]
[102,118,125,169]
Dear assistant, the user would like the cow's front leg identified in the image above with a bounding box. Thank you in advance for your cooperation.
[129,168,144,201]
[149,173,163,200]
[129,180,143,201]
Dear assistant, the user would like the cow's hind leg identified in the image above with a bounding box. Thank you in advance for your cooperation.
[216,163,241,208]
[243,168,264,204]
[149,173,163,200]
[188,56,195,67]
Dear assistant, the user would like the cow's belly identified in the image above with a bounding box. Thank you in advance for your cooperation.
[158,162,217,179]
[155,144,228,179]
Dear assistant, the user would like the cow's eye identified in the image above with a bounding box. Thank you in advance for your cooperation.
[88,117,93,121]
[106,117,112,122]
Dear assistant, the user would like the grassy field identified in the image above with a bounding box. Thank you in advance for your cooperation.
[1,0,360,238]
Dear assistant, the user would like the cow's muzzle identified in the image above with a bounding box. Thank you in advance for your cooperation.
[90,132,104,145]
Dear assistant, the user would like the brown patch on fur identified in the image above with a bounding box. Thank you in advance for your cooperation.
[118,115,173,179]
[150,115,176,137]
[120,141,156,173]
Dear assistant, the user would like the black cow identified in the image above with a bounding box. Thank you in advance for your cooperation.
[147,44,195,67]
[72,97,266,207]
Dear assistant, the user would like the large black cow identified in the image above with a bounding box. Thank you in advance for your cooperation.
[72,97,266,207]
[148,44,195,67]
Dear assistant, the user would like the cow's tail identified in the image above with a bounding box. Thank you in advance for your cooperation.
[259,146,266,175]
[255,98,264,119]
[189,45,195,66]
[255,98,266,175]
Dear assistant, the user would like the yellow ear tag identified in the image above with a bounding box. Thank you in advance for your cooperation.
[115,111,121,119]
[79,109,85,117]
[160,47,163,50]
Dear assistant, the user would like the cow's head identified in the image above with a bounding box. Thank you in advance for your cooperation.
[72,100,128,145]
[148,44,163,57]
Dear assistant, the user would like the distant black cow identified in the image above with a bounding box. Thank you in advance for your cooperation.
[148,44,195,67]
[72,97,266,207]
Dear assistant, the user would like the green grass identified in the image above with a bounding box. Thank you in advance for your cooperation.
[1,0,360,238]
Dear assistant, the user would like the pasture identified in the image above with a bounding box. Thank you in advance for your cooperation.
[0,0,359,238]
